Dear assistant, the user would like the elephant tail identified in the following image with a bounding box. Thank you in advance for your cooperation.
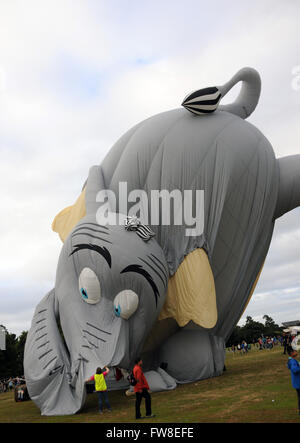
[218,67,261,119]
[24,290,86,415]
[182,67,261,119]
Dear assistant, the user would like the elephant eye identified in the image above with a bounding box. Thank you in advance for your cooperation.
[78,268,101,304]
[113,290,139,320]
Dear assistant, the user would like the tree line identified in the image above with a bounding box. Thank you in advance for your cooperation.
[0,326,27,379]
[226,315,283,347]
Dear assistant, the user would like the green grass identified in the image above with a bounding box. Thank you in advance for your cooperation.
[1,346,299,423]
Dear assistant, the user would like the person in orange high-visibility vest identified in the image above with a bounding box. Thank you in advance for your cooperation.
[86,366,112,414]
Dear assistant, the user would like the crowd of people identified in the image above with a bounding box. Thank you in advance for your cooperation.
[0,376,24,392]
[228,333,295,355]
[0,376,28,401]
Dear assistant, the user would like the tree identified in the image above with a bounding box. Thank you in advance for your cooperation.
[241,316,265,342]
[263,315,280,335]
[226,315,283,347]
[0,326,28,379]
[226,325,242,347]
[16,331,28,375]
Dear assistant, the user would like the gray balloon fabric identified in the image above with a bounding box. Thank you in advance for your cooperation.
[24,215,168,415]
[24,67,300,415]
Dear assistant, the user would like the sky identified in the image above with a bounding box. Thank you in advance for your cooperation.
[0,0,300,336]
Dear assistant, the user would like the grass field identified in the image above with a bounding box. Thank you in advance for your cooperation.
[0,345,299,423]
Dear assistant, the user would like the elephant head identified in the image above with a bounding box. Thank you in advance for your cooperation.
[24,167,168,415]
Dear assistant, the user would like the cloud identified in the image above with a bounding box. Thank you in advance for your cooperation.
[239,208,300,325]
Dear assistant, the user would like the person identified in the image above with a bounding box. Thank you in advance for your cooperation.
[237,343,242,355]
[86,366,112,414]
[242,340,248,353]
[17,387,24,401]
[287,349,300,415]
[133,357,155,419]
[283,333,289,354]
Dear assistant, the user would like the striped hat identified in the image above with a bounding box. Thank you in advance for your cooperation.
[124,216,155,242]
[181,86,222,115]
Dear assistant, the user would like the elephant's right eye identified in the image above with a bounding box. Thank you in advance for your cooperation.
[80,288,88,299]
[78,268,101,304]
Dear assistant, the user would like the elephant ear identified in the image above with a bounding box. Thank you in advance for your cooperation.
[52,189,86,242]
[24,290,86,415]
[52,165,107,242]
[158,248,217,329]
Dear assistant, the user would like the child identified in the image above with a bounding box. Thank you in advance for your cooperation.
[86,366,112,414]
[287,349,300,414]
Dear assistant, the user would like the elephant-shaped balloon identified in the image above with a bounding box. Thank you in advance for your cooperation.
[24,67,300,415]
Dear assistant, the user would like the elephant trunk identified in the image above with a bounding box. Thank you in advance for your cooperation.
[24,290,86,415]
[275,155,300,219]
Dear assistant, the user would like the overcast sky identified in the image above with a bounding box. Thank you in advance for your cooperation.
[1,0,300,336]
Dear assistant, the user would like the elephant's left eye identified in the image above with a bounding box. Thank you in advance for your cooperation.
[113,290,139,320]
[78,267,101,304]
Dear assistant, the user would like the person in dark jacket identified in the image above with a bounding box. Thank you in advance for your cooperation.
[287,349,300,414]
[283,333,292,354]
[133,357,155,419]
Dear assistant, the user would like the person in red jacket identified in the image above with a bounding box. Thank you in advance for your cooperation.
[133,357,155,419]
